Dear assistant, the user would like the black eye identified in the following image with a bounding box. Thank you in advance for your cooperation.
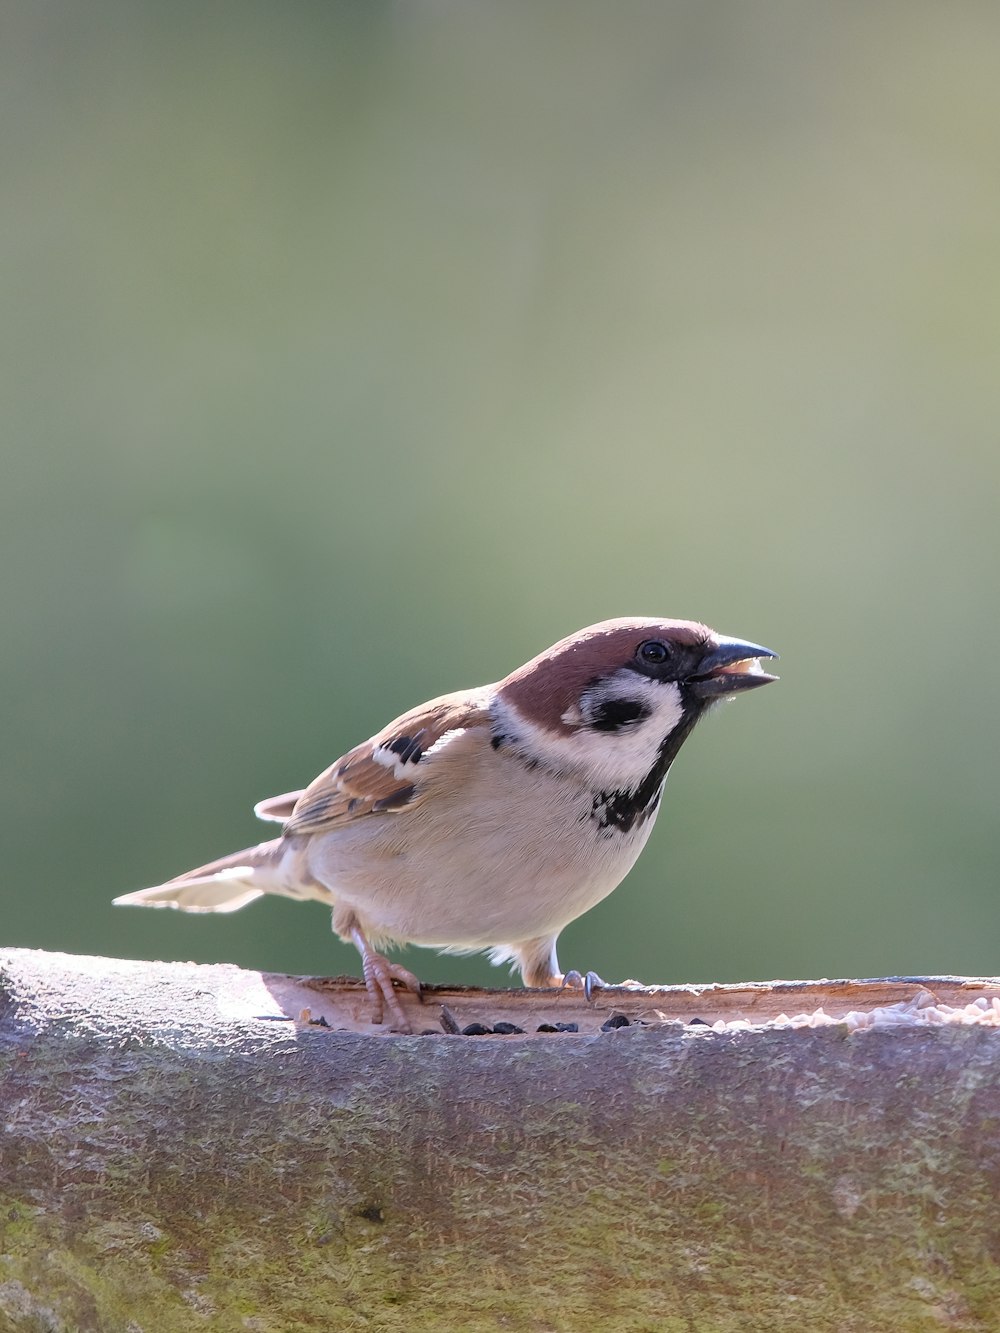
[637,640,671,666]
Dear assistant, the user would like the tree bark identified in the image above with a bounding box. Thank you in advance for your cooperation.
[1,948,999,1332]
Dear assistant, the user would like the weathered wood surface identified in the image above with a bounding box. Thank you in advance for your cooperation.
[2,948,1000,1332]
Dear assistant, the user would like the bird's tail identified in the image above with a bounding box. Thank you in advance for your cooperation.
[113,837,322,915]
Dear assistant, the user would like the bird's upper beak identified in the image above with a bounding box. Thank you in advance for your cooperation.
[687,635,779,699]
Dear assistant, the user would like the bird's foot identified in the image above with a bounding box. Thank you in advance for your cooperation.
[561,969,610,1002]
[561,971,648,1001]
[363,953,422,1031]
[350,926,422,1032]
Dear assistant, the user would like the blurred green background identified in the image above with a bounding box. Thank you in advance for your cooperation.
[3,2,999,988]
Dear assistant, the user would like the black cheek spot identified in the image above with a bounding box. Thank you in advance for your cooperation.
[490,733,507,751]
[589,698,650,732]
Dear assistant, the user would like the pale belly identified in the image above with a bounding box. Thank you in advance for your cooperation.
[303,757,660,949]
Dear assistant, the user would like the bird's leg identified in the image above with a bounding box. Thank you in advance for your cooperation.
[348,923,422,1032]
[515,935,565,989]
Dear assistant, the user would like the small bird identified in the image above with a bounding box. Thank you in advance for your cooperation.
[115,618,777,1030]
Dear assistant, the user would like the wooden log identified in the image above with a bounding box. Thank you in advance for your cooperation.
[1,948,999,1331]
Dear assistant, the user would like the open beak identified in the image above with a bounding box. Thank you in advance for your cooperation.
[687,635,779,700]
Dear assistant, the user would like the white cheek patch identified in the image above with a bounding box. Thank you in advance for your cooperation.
[575,674,683,786]
[579,673,654,731]
[496,679,684,790]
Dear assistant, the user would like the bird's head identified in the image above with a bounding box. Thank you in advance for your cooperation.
[494,617,778,792]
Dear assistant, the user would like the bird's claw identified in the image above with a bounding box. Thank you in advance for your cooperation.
[361,952,423,1032]
[561,969,609,1002]
[349,923,423,1032]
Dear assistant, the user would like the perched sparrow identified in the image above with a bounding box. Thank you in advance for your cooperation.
[115,618,777,1030]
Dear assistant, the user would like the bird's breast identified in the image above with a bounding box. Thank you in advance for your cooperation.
[305,734,662,947]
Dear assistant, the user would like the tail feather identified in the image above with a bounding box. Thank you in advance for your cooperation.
[114,837,302,915]
[162,838,284,885]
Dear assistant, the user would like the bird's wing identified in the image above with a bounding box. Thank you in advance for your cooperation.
[257,688,493,837]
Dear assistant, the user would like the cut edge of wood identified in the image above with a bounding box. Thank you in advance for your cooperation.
[2,947,999,1039]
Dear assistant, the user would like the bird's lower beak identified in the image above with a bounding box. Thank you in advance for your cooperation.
[687,636,779,699]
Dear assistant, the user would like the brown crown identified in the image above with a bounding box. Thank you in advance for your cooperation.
[499,617,714,734]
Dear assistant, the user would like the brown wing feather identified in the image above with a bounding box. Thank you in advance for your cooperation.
[275,689,492,838]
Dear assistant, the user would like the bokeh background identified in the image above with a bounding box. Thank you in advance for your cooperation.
[4,2,999,988]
